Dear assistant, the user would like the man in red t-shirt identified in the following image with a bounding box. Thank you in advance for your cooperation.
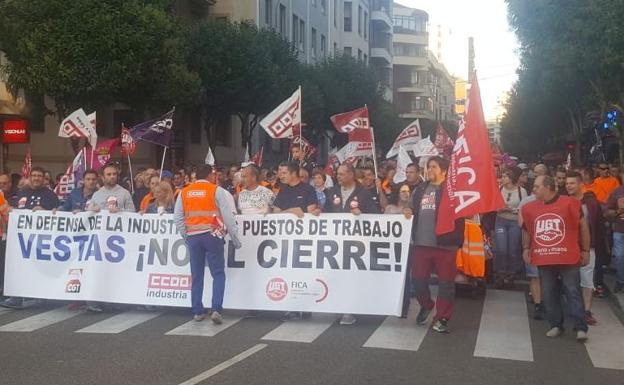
[521,175,590,341]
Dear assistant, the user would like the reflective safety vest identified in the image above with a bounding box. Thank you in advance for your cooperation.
[456,220,486,278]
[181,181,221,235]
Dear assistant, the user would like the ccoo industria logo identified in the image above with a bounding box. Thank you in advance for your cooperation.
[65,269,83,293]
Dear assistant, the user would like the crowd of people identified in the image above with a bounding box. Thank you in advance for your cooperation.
[0,145,622,341]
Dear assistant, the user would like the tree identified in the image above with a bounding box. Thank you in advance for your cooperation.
[0,0,200,120]
[504,0,624,163]
[187,21,300,152]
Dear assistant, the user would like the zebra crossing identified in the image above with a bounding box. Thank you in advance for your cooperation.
[1,290,623,370]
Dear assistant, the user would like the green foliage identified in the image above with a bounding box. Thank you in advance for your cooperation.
[0,0,200,117]
[503,0,624,160]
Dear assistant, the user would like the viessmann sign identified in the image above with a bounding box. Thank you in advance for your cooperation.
[2,119,29,143]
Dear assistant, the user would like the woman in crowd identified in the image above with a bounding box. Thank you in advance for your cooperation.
[145,181,175,214]
[311,170,327,209]
[384,183,412,214]
[494,167,527,289]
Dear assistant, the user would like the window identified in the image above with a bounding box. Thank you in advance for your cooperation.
[312,0,317,7]
[334,0,338,27]
[358,5,362,36]
[311,28,317,58]
[344,2,352,32]
[393,15,428,34]
[410,69,419,85]
[265,0,272,26]
[358,49,362,61]
[334,42,338,53]
[299,20,305,52]
[321,0,326,15]
[344,46,352,56]
[364,12,368,39]
[393,43,426,57]
[363,53,367,64]
[279,5,286,36]
[292,15,299,45]
[321,34,327,57]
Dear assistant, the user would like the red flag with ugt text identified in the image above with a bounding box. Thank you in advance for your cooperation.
[436,75,505,235]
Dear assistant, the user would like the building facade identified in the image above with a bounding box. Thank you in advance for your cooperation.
[391,3,455,122]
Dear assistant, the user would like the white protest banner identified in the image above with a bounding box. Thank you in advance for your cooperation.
[5,211,412,316]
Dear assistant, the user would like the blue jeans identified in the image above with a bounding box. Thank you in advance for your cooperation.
[539,265,587,332]
[612,232,624,284]
[186,232,226,316]
[494,216,522,275]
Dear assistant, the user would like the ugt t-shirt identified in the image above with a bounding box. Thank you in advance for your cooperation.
[273,182,317,212]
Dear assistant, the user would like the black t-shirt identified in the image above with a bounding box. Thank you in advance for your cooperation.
[273,182,317,212]
[17,187,59,210]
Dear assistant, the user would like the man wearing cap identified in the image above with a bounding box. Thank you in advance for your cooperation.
[174,164,242,324]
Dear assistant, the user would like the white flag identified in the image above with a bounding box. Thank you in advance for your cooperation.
[59,108,92,140]
[86,111,98,148]
[411,136,439,157]
[335,141,373,163]
[205,146,215,166]
[386,119,422,158]
[259,88,301,139]
[393,146,412,184]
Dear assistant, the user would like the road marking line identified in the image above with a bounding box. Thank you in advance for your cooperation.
[178,343,267,385]
[363,300,430,351]
[76,310,164,334]
[0,307,82,332]
[473,289,533,362]
[165,315,242,337]
[261,314,336,343]
[584,299,624,370]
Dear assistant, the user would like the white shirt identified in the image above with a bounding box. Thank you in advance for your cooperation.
[238,185,274,214]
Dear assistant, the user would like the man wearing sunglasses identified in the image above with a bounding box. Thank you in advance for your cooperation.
[595,162,620,201]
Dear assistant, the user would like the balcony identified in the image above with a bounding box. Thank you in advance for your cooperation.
[371,10,392,30]
[398,110,435,120]
[370,47,392,65]
[396,84,427,94]
[393,55,428,67]
[393,32,428,46]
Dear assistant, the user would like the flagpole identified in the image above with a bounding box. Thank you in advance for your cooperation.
[298,85,303,166]
[366,103,379,182]
[159,146,167,181]
[127,154,135,194]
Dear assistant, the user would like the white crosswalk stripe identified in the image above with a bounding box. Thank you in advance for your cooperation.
[363,299,433,351]
[165,315,242,337]
[584,299,624,370]
[0,307,82,332]
[261,314,337,343]
[76,310,164,334]
[474,290,533,362]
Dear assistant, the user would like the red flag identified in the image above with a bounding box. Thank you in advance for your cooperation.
[324,155,339,178]
[330,106,369,133]
[121,124,137,156]
[436,75,505,235]
[434,123,454,158]
[290,136,317,159]
[85,138,120,171]
[250,146,264,166]
[21,148,32,178]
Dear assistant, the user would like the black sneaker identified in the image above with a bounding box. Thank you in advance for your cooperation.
[281,311,302,321]
[534,303,545,320]
[432,318,449,333]
[416,307,432,325]
[615,282,624,293]
[0,297,24,309]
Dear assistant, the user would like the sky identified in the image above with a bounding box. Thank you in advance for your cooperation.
[395,0,520,121]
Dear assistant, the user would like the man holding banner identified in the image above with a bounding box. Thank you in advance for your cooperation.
[174,164,241,324]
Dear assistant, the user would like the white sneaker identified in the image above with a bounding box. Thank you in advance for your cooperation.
[339,314,356,325]
[546,327,563,337]
[576,330,588,342]
[210,311,223,325]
